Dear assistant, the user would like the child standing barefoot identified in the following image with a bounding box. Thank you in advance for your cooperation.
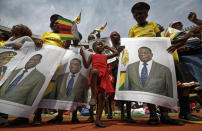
[80,41,118,127]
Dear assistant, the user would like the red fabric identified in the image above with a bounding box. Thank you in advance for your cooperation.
[110,31,120,38]
[110,31,120,45]
[88,54,114,94]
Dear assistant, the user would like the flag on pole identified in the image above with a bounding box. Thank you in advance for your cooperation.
[74,11,81,24]
[90,22,107,34]
[57,16,80,40]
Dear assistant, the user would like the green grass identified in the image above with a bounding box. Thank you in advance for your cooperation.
[8,113,178,119]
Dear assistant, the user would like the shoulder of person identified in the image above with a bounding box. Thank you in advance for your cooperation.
[148,22,158,27]
[40,32,52,39]
[130,24,139,30]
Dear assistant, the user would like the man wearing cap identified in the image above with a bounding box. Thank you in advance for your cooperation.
[0,51,17,81]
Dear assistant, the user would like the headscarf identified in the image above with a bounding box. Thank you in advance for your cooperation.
[110,31,120,45]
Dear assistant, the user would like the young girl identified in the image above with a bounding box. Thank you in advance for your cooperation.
[80,41,118,127]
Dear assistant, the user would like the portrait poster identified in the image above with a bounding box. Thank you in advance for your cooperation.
[0,44,65,118]
[115,37,178,110]
[39,50,89,111]
[89,37,116,63]
[0,46,28,85]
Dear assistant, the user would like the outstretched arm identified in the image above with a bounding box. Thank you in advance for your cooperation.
[105,45,118,59]
[188,12,202,26]
[80,47,92,68]
[167,26,202,53]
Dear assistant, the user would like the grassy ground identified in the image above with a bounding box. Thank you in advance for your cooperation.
[8,112,179,119]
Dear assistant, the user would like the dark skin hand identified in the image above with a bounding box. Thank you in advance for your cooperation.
[63,40,71,49]
[167,39,189,53]
[13,38,43,50]
[33,39,43,48]
[178,46,190,52]
[157,24,165,33]
[104,45,118,59]
[96,32,100,39]
[188,12,202,25]
[117,46,125,53]
[167,26,202,53]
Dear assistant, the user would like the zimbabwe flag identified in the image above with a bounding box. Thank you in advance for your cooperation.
[164,27,182,41]
[74,11,81,24]
[90,22,107,34]
[57,16,80,40]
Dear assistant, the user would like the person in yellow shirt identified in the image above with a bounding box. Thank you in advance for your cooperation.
[0,33,9,46]
[32,14,72,126]
[40,14,71,49]
[128,2,161,38]
[127,2,183,126]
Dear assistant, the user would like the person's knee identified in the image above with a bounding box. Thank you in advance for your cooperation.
[91,68,99,76]
[98,92,105,99]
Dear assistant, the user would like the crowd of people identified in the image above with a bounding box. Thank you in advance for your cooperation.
[0,1,202,128]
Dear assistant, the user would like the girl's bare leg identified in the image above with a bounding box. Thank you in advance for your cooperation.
[89,68,99,106]
[95,92,106,128]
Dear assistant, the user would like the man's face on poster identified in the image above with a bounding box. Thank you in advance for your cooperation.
[138,48,153,62]
[25,55,41,69]
[69,59,81,74]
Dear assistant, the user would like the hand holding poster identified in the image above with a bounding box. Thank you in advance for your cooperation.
[115,37,178,110]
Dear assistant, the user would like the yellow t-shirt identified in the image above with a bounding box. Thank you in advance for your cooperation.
[128,22,179,61]
[128,22,160,37]
[0,41,6,46]
[40,32,65,48]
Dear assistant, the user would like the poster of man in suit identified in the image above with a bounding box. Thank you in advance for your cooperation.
[0,54,45,106]
[50,58,88,102]
[115,37,178,110]
[39,50,89,110]
[0,44,66,118]
[123,47,173,98]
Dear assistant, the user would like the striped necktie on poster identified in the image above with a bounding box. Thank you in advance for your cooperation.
[141,62,148,87]
[66,74,75,96]
[5,69,28,94]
